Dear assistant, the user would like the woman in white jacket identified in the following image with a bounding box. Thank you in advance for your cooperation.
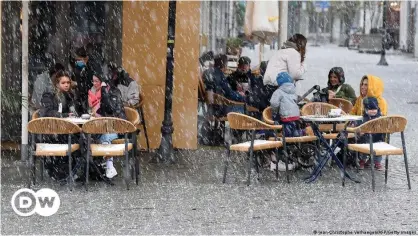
[263,34,307,97]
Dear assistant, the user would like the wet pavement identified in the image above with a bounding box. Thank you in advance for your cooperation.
[2,45,418,235]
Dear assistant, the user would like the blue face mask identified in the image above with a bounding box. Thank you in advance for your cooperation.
[75,60,85,69]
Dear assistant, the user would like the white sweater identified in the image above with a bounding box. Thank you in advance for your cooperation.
[263,48,306,86]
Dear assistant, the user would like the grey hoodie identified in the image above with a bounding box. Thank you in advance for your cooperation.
[270,83,300,121]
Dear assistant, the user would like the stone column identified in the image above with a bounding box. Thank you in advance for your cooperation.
[399,1,409,51]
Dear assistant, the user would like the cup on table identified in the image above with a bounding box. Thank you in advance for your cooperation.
[81,114,91,120]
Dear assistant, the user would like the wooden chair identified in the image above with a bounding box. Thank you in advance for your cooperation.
[301,102,355,139]
[329,98,353,114]
[224,112,286,185]
[262,106,318,168]
[82,117,138,190]
[112,107,140,179]
[262,106,317,142]
[132,93,149,152]
[347,116,411,191]
[27,118,82,190]
[32,110,40,120]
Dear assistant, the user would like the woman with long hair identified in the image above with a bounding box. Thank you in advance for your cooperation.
[263,33,307,98]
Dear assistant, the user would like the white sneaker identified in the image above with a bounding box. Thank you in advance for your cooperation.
[106,166,118,179]
[277,160,294,172]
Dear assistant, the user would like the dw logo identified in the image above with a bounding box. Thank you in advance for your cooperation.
[11,188,60,217]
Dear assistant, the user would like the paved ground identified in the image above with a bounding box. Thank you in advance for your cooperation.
[2,45,418,235]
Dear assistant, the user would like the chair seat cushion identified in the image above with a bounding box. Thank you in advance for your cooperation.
[268,136,317,143]
[90,144,133,157]
[323,133,355,140]
[35,143,80,156]
[348,142,403,156]
[230,140,283,152]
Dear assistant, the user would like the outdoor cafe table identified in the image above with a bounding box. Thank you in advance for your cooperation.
[301,115,363,185]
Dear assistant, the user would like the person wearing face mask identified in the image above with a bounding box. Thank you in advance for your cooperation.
[71,46,95,114]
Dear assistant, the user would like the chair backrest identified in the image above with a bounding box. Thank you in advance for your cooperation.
[227,112,281,130]
[301,102,346,116]
[262,107,275,125]
[198,75,206,102]
[355,115,407,134]
[124,107,140,125]
[82,117,137,134]
[135,93,145,108]
[212,93,244,106]
[329,98,353,114]
[32,110,40,120]
[27,118,81,135]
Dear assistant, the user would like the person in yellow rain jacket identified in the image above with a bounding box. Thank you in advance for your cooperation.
[351,74,388,171]
[351,75,387,116]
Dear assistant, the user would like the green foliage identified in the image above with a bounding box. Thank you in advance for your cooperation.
[226,37,243,55]
[1,89,27,115]
[227,37,243,49]
[235,2,246,31]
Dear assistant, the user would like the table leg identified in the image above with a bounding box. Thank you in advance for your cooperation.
[305,122,360,184]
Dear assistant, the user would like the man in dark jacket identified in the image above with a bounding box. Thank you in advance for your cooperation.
[71,47,96,114]
[228,56,253,94]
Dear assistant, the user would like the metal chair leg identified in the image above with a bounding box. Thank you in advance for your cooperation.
[124,133,130,190]
[401,132,411,190]
[247,131,256,186]
[140,107,150,152]
[355,134,359,173]
[369,135,376,191]
[135,150,140,185]
[222,148,230,184]
[384,156,389,185]
[284,151,290,184]
[275,148,279,180]
[342,134,348,187]
[40,159,44,181]
[85,135,91,191]
[28,152,35,189]
[32,158,36,186]
[68,154,73,191]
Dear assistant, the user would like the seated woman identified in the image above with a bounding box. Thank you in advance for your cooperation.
[108,63,140,107]
[39,70,80,181]
[40,70,78,118]
[88,72,127,179]
[321,67,357,104]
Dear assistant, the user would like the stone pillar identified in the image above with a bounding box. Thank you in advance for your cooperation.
[332,15,341,44]
[415,2,418,58]
[399,1,409,51]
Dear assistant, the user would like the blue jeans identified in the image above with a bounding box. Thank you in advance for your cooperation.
[99,133,118,144]
[226,105,244,114]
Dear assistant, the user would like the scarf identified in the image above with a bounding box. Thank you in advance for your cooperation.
[281,41,298,51]
[88,87,102,112]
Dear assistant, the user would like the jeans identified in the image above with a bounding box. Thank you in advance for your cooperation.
[99,133,118,144]
[358,134,384,163]
[226,105,244,114]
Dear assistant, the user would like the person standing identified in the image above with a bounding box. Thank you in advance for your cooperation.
[263,34,307,99]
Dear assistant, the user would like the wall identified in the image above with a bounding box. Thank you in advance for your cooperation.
[122,1,200,150]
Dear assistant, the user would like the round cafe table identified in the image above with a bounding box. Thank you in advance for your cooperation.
[301,115,363,185]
